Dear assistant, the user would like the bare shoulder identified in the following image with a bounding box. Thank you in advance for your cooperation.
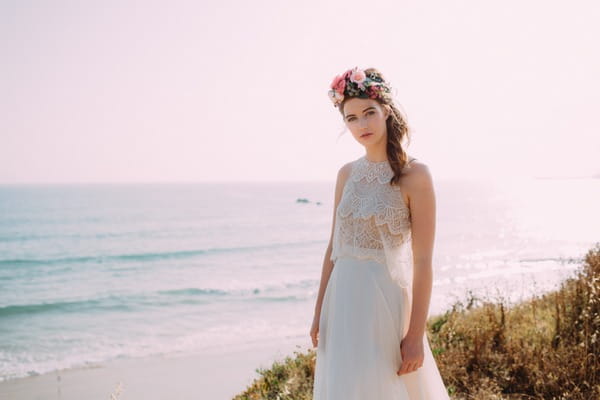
[333,161,353,202]
[337,161,353,181]
[402,159,434,197]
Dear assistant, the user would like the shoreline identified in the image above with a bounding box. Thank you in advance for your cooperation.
[0,335,313,400]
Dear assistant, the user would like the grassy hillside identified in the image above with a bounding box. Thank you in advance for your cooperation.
[233,243,600,400]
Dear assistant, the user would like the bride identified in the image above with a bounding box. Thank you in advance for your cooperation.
[311,66,450,399]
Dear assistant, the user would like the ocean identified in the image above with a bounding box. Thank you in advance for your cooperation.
[0,178,598,382]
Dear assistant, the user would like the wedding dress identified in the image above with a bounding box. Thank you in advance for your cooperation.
[313,155,449,399]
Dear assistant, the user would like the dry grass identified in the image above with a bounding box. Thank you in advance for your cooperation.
[428,242,600,399]
[109,381,124,399]
[232,346,315,400]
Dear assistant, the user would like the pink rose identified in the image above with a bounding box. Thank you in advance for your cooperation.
[331,74,346,95]
[368,85,380,99]
[350,68,366,84]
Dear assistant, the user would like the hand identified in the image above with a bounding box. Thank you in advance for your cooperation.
[397,335,424,376]
[310,315,320,348]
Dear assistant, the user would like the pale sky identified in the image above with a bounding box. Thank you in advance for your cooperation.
[2,0,599,184]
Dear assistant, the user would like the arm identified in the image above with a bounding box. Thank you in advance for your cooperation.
[397,161,436,375]
[405,162,436,340]
[313,163,351,319]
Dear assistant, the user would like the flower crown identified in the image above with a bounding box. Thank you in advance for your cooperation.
[327,66,393,108]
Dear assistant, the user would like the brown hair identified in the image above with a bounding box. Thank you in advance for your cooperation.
[338,67,413,185]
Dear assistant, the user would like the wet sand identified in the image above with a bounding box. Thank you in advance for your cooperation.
[0,336,313,400]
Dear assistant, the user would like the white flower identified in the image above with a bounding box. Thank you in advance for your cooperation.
[328,89,344,105]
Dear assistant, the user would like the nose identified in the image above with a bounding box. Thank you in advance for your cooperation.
[359,116,368,128]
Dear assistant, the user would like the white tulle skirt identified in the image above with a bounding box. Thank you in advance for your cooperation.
[313,255,449,399]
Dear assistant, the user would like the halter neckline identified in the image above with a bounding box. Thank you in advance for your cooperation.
[362,155,389,165]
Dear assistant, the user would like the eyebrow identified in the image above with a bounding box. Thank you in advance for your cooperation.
[344,107,376,119]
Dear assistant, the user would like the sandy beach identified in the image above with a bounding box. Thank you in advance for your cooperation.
[0,336,312,400]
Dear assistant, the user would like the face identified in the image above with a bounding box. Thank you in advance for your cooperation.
[342,97,390,147]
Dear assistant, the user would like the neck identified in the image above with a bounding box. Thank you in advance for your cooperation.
[364,150,388,163]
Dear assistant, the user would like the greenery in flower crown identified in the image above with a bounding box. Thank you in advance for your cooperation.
[327,66,393,108]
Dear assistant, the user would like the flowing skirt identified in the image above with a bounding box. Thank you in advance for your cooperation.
[312,255,449,399]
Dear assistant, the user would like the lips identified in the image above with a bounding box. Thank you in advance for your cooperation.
[361,133,373,138]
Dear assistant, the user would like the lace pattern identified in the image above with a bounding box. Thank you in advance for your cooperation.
[330,155,414,288]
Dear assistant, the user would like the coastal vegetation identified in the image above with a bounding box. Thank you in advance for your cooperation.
[233,243,600,399]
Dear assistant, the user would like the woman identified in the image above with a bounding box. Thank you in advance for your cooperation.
[311,67,449,399]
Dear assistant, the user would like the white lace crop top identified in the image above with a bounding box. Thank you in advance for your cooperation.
[330,155,416,289]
